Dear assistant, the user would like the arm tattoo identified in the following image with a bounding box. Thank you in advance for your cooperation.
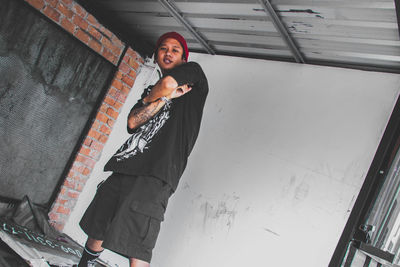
[128,100,164,130]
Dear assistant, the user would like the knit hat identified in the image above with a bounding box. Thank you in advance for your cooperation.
[155,32,189,61]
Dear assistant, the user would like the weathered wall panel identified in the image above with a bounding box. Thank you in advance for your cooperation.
[0,0,115,204]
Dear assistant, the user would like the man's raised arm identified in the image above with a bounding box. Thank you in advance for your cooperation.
[127,76,191,132]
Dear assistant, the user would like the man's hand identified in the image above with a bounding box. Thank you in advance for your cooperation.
[169,84,192,99]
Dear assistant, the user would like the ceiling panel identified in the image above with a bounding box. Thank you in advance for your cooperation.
[80,0,400,73]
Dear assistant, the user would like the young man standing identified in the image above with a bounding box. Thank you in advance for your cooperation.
[77,32,209,267]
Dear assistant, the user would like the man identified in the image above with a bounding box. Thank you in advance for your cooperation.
[77,32,208,267]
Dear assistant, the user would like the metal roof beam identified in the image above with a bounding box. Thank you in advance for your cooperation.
[158,0,216,55]
[395,0,400,39]
[258,0,305,63]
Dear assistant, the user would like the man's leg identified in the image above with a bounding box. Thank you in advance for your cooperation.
[86,237,104,251]
[130,257,150,267]
[78,238,104,267]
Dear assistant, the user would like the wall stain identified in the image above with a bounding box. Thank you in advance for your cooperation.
[294,181,310,201]
[183,182,190,190]
[282,175,296,197]
[200,197,239,232]
[263,228,280,237]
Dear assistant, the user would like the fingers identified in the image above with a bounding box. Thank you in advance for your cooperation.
[178,84,192,94]
[170,84,192,99]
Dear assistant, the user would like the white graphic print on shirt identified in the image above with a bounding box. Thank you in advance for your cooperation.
[112,86,171,161]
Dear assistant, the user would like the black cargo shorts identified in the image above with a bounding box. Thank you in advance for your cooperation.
[79,173,173,263]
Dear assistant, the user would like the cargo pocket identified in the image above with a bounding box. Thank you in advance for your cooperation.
[130,200,164,249]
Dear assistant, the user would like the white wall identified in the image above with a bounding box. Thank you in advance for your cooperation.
[64,53,400,267]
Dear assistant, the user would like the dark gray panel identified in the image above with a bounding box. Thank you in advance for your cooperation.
[0,0,115,204]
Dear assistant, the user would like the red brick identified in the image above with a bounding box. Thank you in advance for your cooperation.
[121,85,131,96]
[88,129,101,139]
[63,178,75,189]
[107,119,115,127]
[71,174,84,183]
[76,155,96,169]
[106,108,118,120]
[57,205,71,215]
[111,79,123,91]
[100,26,113,39]
[51,222,64,232]
[101,36,112,49]
[99,134,109,144]
[88,25,101,40]
[115,71,123,81]
[90,140,104,152]
[99,103,108,113]
[119,62,130,74]
[89,149,101,160]
[82,167,91,176]
[61,18,75,34]
[100,125,111,135]
[126,48,138,59]
[76,183,84,192]
[116,92,127,103]
[48,211,59,221]
[128,58,140,70]
[83,137,92,147]
[89,39,102,54]
[128,70,137,80]
[76,165,88,175]
[74,29,90,44]
[43,6,61,23]
[67,191,79,199]
[87,14,100,28]
[112,36,124,49]
[56,197,68,205]
[95,112,108,123]
[57,2,73,19]
[73,4,87,18]
[102,49,116,64]
[79,146,91,156]
[113,101,123,110]
[67,169,74,178]
[60,186,67,196]
[73,15,89,30]
[122,75,134,87]
[71,164,80,173]
[112,57,119,65]
[26,0,45,10]
[47,0,57,8]
[61,0,72,6]
[123,54,130,64]
[92,120,100,130]
[104,95,116,106]
[111,45,122,57]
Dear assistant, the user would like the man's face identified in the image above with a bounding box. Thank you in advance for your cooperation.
[156,37,186,72]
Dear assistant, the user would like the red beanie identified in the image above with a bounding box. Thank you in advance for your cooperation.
[155,32,189,61]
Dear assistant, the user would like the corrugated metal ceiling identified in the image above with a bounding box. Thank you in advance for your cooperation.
[80,0,400,73]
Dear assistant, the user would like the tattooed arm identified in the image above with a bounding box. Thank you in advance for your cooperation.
[127,98,166,133]
[127,78,192,133]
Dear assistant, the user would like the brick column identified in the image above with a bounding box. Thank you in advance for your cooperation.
[24,0,145,231]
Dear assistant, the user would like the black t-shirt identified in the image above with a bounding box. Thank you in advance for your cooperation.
[104,62,208,190]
